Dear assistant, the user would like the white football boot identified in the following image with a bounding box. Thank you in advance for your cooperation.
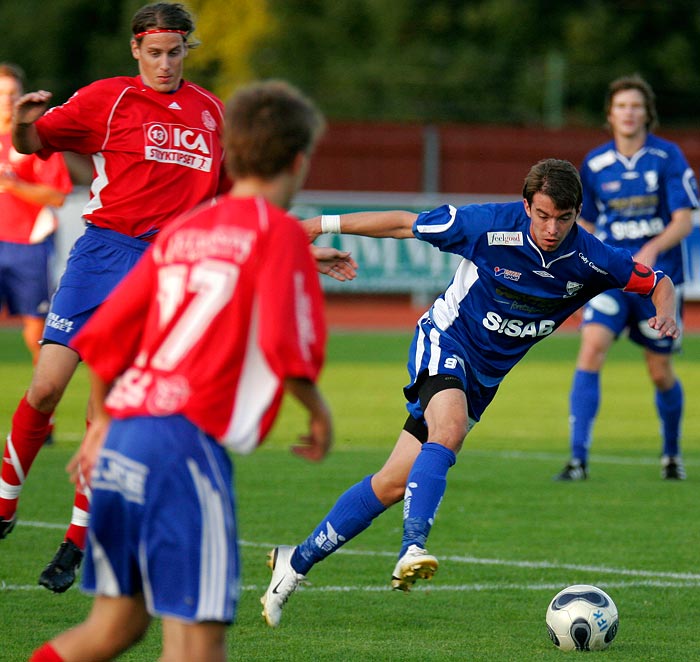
[391,544,438,591]
[261,545,306,627]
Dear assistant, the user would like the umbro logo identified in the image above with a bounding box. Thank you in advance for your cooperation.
[168,101,182,110]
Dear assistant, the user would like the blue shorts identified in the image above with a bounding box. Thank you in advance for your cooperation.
[581,288,683,354]
[404,316,499,431]
[82,415,239,624]
[0,239,54,317]
[43,225,149,346]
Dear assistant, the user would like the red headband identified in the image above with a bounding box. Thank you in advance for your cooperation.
[134,28,187,39]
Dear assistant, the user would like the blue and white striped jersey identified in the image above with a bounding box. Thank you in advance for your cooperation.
[413,202,657,385]
[580,134,698,284]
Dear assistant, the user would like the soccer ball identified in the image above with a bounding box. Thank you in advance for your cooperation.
[546,584,619,652]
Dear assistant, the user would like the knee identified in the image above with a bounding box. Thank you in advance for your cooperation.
[26,380,64,413]
[96,615,149,656]
[371,473,406,506]
[427,419,468,452]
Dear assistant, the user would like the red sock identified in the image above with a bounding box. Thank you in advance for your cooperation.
[29,642,65,661]
[0,395,53,520]
[65,474,90,550]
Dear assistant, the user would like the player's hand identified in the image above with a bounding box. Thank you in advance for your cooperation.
[311,245,358,281]
[66,414,111,487]
[291,405,333,462]
[633,247,659,271]
[647,315,679,339]
[13,90,52,125]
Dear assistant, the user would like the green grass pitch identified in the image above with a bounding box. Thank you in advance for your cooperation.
[1,327,699,660]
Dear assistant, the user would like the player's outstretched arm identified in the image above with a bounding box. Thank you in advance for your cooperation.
[648,275,680,339]
[302,211,418,243]
[12,90,52,154]
[284,377,333,463]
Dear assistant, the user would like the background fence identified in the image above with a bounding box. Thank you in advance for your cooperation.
[55,187,700,302]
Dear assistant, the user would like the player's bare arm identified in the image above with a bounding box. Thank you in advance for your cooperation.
[0,177,67,206]
[284,377,333,463]
[11,90,51,154]
[66,371,112,487]
[302,210,418,243]
[634,208,692,269]
[648,275,679,339]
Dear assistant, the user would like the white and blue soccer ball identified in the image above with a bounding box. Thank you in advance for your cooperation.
[546,584,619,652]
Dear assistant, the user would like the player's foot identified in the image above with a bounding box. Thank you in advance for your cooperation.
[554,460,587,481]
[0,515,16,540]
[261,546,306,627]
[661,455,686,480]
[38,539,83,593]
[391,544,438,592]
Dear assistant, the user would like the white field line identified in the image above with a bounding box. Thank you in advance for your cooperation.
[4,524,699,593]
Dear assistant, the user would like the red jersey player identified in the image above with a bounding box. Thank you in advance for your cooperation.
[1,3,354,596]
[0,63,72,364]
[29,79,332,662]
[0,2,228,592]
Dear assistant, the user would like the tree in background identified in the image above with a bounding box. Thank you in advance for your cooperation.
[186,0,273,100]
[1,0,700,127]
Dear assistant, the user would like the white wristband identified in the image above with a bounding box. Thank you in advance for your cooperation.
[320,214,341,234]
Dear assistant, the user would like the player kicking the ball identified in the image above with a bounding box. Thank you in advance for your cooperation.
[261,158,680,627]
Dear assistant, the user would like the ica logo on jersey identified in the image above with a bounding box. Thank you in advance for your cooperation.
[144,122,214,172]
[482,311,555,338]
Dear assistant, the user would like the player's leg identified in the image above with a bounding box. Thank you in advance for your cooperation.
[629,288,684,479]
[645,350,685,479]
[161,619,227,662]
[39,227,150,579]
[261,428,422,627]
[38,464,90,593]
[391,383,466,591]
[21,315,45,364]
[29,595,151,662]
[0,342,80,536]
[556,321,615,481]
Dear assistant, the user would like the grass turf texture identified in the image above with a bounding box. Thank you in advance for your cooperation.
[1,327,699,660]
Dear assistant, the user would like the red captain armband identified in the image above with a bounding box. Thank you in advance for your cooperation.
[623,262,660,296]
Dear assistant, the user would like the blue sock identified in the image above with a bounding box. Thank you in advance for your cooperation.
[656,380,683,457]
[569,369,600,464]
[292,475,386,575]
[399,442,456,558]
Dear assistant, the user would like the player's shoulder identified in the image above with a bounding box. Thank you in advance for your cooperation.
[179,81,225,112]
[79,76,139,96]
[582,141,616,174]
[468,201,527,228]
[645,133,686,161]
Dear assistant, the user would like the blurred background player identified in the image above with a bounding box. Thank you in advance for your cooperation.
[555,74,698,482]
[0,2,229,593]
[29,78,332,662]
[260,158,680,627]
[0,62,71,364]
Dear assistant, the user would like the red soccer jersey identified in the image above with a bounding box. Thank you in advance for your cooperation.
[72,195,327,453]
[0,133,72,243]
[35,76,227,240]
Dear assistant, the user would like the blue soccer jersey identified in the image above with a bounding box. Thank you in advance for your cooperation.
[580,134,699,284]
[411,202,658,388]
